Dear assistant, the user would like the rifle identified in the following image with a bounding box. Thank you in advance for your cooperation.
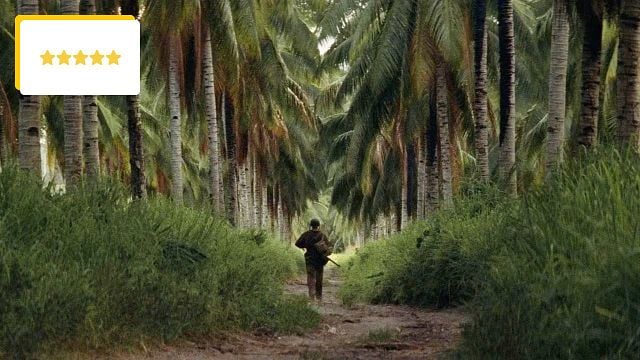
[324,255,340,267]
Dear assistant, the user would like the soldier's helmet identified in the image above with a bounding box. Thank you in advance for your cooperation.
[309,218,321,228]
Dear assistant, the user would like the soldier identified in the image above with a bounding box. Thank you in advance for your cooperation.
[295,218,331,301]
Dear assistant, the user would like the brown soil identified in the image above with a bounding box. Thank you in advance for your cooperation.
[109,267,466,360]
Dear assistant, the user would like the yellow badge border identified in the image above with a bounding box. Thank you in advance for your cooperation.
[15,15,135,90]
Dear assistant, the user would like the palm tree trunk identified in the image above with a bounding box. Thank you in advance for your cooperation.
[251,155,260,227]
[127,95,145,198]
[203,27,223,212]
[80,0,99,179]
[436,62,453,208]
[18,0,42,177]
[617,1,640,149]
[277,184,284,240]
[61,0,83,187]
[416,134,426,220]
[498,0,517,194]
[0,103,5,166]
[238,159,250,227]
[401,146,408,230]
[82,95,99,178]
[261,182,269,228]
[473,0,490,182]
[545,0,570,176]
[168,35,183,203]
[223,93,237,224]
[576,3,603,150]
[255,170,262,228]
[426,116,439,214]
[121,0,145,199]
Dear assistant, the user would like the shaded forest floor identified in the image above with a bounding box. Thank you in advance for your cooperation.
[109,266,466,359]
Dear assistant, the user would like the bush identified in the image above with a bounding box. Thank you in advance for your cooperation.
[0,169,318,358]
[340,185,510,308]
[459,150,640,358]
[342,150,640,358]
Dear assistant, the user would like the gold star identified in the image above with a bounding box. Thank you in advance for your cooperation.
[90,50,104,65]
[73,50,88,65]
[40,50,54,65]
[57,50,71,65]
[106,50,121,65]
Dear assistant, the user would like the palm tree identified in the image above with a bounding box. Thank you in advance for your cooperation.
[616,0,640,149]
[81,0,100,179]
[17,0,41,177]
[167,34,183,203]
[498,0,517,194]
[545,0,570,175]
[203,25,224,212]
[576,1,604,150]
[436,60,453,207]
[61,0,83,186]
[121,0,146,199]
[473,0,489,182]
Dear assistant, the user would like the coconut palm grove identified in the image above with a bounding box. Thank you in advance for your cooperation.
[2,0,640,358]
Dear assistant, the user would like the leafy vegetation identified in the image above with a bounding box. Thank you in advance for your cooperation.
[340,183,509,308]
[460,150,640,358]
[342,150,640,358]
[0,168,318,357]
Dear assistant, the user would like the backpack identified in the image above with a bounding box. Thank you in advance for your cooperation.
[313,234,333,257]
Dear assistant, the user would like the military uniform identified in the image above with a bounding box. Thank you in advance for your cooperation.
[295,230,329,300]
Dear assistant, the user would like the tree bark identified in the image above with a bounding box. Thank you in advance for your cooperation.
[617,0,640,149]
[545,0,570,176]
[576,3,603,150]
[127,95,146,199]
[426,112,439,214]
[261,182,269,228]
[168,35,184,203]
[498,0,517,194]
[121,0,145,199]
[61,0,83,187]
[238,158,249,227]
[223,93,238,224]
[416,134,426,219]
[436,62,453,208]
[277,184,285,240]
[0,103,4,166]
[80,0,100,179]
[203,27,223,212]
[401,148,408,230]
[473,0,490,182]
[18,0,42,177]
[82,95,99,178]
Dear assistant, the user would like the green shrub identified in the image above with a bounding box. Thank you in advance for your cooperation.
[340,185,510,308]
[459,150,640,358]
[0,169,318,358]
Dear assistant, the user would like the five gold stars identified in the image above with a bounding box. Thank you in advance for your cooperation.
[40,50,122,65]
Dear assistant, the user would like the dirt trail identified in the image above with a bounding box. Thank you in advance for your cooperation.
[115,266,466,359]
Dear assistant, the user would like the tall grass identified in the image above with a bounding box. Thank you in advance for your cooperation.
[340,185,510,308]
[0,168,318,358]
[459,150,640,358]
[342,149,640,358]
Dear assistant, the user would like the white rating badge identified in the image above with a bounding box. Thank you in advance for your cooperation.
[16,15,140,95]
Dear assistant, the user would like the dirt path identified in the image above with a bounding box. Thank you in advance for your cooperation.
[114,266,466,359]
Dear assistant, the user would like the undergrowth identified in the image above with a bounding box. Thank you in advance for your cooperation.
[342,149,640,358]
[0,168,318,358]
